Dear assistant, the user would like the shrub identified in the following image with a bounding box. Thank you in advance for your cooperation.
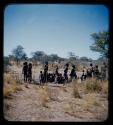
[72,80,81,98]
[3,73,20,98]
[85,78,102,93]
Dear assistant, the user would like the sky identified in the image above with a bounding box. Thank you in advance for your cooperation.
[4,4,109,60]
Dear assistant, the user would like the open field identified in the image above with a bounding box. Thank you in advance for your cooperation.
[3,65,108,121]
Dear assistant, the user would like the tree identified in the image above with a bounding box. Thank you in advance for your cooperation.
[21,53,28,60]
[31,51,45,62]
[80,56,89,61]
[68,52,77,60]
[12,45,27,65]
[90,31,109,58]
[50,54,59,62]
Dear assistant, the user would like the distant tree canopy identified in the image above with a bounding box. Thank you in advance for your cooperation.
[12,45,27,64]
[90,31,109,58]
[80,57,89,61]
[31,51,60,63]
[50,54,59,62]
[68,52,78,61]
[31,51,45,61]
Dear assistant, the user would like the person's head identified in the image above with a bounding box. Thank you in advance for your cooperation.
[103,62,106,65]
[90,63,93,67]
[29,63,32,68]
[45,61,48,65]
[72,65,75,69]
[66,63,69,67]
[95,65,98,68]
[83,70,84,72]
[40,71,42,73]
[24,62,27,65]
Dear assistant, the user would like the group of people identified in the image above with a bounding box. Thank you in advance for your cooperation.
[22,61,108,85]
[22,62,32,83]
[39,63,77,85]
[80,62,108,81]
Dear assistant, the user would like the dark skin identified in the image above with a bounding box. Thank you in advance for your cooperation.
[22,62,28,82]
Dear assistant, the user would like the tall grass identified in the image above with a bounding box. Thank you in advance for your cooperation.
[72,80,81,98]
[85,78,103,93]
[4,73,23,98]
[38,86,59,108]
[84,78,108,98]
[4,73,17,98]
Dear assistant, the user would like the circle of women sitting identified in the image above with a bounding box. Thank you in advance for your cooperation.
[22,61,108,85]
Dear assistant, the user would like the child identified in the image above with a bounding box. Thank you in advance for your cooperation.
[81,70,87,81]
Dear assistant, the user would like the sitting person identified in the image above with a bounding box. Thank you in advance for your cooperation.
[87,68,92,78]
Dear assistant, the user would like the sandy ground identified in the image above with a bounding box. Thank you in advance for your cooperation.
[4,65,108,121]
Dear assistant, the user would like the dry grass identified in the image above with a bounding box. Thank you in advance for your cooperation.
[63,103,74,114]
[85,78,103,93]
[82,93,101,112]
[38,87,50,108]
[84,78,108,96]
[101,80,108,94]
[72,80,81,98]
[38,86,59,108]
[4,73,23,98]
[4,73,17,98]
[59,86,68,92]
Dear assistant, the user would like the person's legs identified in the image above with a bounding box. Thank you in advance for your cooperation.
[24,74,25,82]
[24,73,27,82]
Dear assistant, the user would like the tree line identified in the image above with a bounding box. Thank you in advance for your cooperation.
[4,30,109,69]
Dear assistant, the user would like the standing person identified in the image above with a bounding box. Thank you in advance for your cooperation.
[55,66,59,76]
[94,65,100,79]
[70,65,77,82]
[101,62,107,81]
[43,62,48,84]
[22,62,28,82]
[28,63,32,83]
[39,71,44,86]
[63,63,69,85]
[89,63,94,77]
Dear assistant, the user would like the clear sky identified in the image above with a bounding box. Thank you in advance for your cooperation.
[4,4,109,60]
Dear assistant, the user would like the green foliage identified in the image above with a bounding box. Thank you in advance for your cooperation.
[90,31,109,58]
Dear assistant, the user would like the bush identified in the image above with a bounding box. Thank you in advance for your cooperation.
[4,73,17,98]
[72,81,81,98]
[85,78,102,93]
